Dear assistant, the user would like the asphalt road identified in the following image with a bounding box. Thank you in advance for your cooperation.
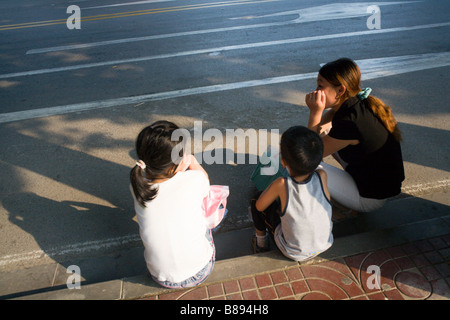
[0,0,449,276]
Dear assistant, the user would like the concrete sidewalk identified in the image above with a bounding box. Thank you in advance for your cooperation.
[5,190,450,300]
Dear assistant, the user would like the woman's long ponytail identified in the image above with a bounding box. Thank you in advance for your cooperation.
[366,96,402,142]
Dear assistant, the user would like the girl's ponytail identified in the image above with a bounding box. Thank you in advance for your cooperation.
[130,164,158,207]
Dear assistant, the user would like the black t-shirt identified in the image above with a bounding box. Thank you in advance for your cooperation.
[328,97,405,199]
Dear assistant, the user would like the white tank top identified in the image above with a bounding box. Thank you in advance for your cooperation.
[274,171,333,261]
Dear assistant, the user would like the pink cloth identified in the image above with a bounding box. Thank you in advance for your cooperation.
[202,185,229,229]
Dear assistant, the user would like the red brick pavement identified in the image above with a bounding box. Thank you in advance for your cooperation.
[140,235,450,300]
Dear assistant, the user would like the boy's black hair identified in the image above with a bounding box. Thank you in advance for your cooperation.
[280,126,323,176]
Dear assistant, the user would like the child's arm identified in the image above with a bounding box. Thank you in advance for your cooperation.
[316,169,331,202]
[255,177,286,212]
[188,154,209,180]
[177,154,209,180]
[317,109,335,135]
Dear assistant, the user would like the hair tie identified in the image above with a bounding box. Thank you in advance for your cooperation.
[136,160,146,170]
[357,87,372,100]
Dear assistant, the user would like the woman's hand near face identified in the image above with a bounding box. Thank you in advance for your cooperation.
[305,90,326,113]
[305,90,327,133]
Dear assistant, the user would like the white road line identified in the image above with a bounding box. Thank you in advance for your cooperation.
[26,20,296,55]
[0,73,317,123]
[0,234,141,267]
[27,1,418,55]
[83,0,174,10]
[1,52,449,124]
[4,22,448,79]
[255,1,419,22]
[402,179,450,196]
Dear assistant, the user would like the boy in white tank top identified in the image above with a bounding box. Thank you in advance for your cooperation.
[250,126,333,261]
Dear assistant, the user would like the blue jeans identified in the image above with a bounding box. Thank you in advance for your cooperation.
[152,230,215,289]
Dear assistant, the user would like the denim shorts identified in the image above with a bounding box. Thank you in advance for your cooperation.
[152,230,215,289]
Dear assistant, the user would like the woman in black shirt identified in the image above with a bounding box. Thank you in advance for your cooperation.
[305,58,404,212]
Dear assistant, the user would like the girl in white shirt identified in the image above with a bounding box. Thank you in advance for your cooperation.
[130,121,214,289]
